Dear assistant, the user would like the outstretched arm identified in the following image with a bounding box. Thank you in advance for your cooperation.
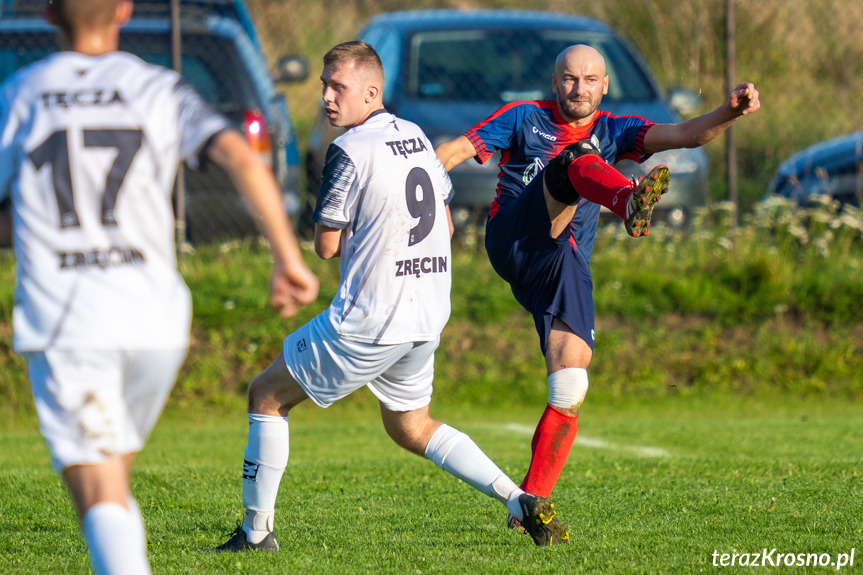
[642,83,761,154]
[435,135,478,171]
[207,130,319,317]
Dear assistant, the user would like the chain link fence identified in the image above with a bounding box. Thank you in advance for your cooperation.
[0,0,303,245]
[2,0,862,242]
[267,0,863,227]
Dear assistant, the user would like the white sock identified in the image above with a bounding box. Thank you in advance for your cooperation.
[424,424,521,507]
[126,496,147,556]
[82,502,151,575]
[242,413,290,544]
[506,490,527,522]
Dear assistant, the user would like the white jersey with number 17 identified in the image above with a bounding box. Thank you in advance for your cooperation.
[0,51,230,352]
[313,110,454,345]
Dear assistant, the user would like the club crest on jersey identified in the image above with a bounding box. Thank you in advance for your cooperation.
[385,138,428,158]
[523,157,545,185]
[39,89,125,109]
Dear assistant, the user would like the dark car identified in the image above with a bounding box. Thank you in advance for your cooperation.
[305,9,708,231]
[766,131,863,206]
[0,0,309,243]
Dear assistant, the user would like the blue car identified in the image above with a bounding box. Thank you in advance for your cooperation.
[306,9,708,230]
[0,0,308,242]
[766,132,863,207]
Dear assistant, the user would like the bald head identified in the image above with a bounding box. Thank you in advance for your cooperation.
[552,44,609,124]
[555,45,607,78]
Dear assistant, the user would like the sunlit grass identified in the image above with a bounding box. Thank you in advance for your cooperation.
[1,397,861,574]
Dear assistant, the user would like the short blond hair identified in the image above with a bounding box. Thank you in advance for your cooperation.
[323,41,384,83]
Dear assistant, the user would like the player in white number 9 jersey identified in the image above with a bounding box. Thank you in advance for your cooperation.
[210,41,569,553]
[0,1,318,573]
[313,106,453,345]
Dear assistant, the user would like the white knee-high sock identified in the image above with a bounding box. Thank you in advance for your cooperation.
[424,424,524,516]
[242,413,290,543]
[126,496,147,556]
[82,502,151,575]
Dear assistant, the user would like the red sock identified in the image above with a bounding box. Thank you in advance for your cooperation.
[567,154,633,220]
[519,404,579,498]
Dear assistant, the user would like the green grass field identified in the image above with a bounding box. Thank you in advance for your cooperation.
[1,394,860,574]
[1,206,862,573]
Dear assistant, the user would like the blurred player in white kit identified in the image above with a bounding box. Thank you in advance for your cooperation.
[0,0,318,572]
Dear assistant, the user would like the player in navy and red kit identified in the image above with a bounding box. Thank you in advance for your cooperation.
[436,45,760,529]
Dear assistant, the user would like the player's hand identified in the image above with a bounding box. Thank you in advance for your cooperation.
[270,261,319,318]
[728,82,760,117]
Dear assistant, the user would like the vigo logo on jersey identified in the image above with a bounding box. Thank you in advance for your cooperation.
[523,157,545,185]
[532,126,558,141]
[385,138,428,158]
[39,89,125,109]
[56,246,146,270]
[395,256,447,278]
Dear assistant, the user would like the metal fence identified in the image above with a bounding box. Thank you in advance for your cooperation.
[3,0,863,244]
[281,0,863,229]
[0,0,301,247]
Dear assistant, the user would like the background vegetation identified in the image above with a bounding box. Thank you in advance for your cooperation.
[249,0,863,212]
[3,201,862,427]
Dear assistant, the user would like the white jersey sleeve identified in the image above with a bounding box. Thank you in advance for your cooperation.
[0,51,230,351]
[314,110,453,344]
[174,79,230,169]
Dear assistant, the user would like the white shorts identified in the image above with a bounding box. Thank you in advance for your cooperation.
[283,312,438,412]
[24,348,187,472]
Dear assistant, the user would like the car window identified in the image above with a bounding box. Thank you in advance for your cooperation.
[0,30,254,112]
[406,28,656,102]
[132,52,232,108]
[374,27,401,102]
[124,31,255,111]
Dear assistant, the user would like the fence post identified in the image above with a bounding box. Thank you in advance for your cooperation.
[171,0,187,262]
[725,0,738,227]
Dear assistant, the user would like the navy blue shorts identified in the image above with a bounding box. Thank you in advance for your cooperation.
[485,176,595,355]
